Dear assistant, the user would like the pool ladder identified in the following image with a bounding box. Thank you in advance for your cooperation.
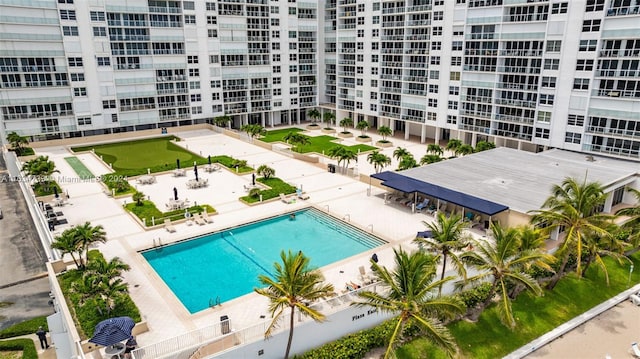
[342,214,350,222]
[153,237,163,251]
[209,296,221,308]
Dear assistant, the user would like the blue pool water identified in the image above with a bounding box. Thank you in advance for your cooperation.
[141,207,386,313]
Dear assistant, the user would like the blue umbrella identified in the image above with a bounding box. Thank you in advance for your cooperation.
[89,316,135,346]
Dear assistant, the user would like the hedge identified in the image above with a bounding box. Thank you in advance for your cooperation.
[0,338,38,359]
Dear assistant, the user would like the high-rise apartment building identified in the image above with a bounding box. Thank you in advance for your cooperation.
[1,0,639,161]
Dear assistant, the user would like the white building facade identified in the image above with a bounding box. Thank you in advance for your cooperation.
[1,0,639,161]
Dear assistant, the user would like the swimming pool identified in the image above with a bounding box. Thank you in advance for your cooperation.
[141,207,386,313]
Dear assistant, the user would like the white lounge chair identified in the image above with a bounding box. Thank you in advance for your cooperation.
[200,212,213,224]
[279,193,294,204]
[358,265,374,284]
[193,214,205,226]
[163,219,176,233]
[632,342,640,358]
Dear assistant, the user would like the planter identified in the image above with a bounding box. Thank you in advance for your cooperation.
[306,124,320,130]
[321,128,336,134]
[356,136,372,143]
[376,140,393,148]
[338,132,353,138]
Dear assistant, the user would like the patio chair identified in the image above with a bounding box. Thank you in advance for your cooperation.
[193,214,205,226]
[358,266,374,284]
[163,219,176,233]
[416,199,430,211]
[200,212,213,224]
[279,193,294,204]
[296,188,310,200]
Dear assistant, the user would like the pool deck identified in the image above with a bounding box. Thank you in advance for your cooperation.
[39,128,465,348]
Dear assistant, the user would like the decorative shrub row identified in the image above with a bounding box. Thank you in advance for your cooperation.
[0,317,48,339]
[125,201,216,226]
[0,338,38,359]
[240,177,297,203]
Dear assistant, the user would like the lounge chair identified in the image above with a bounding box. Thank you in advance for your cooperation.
[296,189,310,200]
[193,214,205,225]
[358,266,374,284]
[632,342,640,358]
[279,193,294,204]
[200,212,213,224]
[163,219,176,233]
[416,199,430,211]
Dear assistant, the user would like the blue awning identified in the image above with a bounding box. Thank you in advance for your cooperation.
[372,171,509,216]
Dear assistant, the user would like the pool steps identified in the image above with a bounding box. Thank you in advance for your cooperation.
[305,209,386,248]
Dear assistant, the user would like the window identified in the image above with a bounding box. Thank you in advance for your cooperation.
[450,72,460,81]
[63,26,79,36]
[290,43,297,50]
[564,132,582,144]
[579,40,597,52]
[289,53,297,61]
[428,98,438,107]
[582,19,601,32]
[358,3,365,12]
[371,54,378,62]
[271,18,279,26]
[568,114,585,126]
[551,3,568,14]
[371,42,378,50]
[539,94,555,105]
[289,65,297,72]
[273,77,281,84]
[371,79,378,87]
[207,16,217,24]
[208,29,217,38]
[537,111,551,123]
[112,114,118,122]
[273,88,281,96]
[373,2,380,11]
[190,94,201,102]
[58,0,73,3]
[430,70,439,79]
[576,59,594,71]
[356,79,363,87]
[102,100,116,109]
[211,93,220,101]
[535,128,550,139]
[77,117,91,125]
[449,86,459,95]
[70,73,84,81]
[272,43,280,50]
[573,78,589,90]
[433,11,443,21]
[447,115,457,124]
[209,55,219,63]
[541,76,556,88]
[68,57,83,67]
[370,92,377,100]
[187,55,198,64]
[290,76,297,83]
[288,7,296,15]
[544,58,560,70]
[289,87,297,95]
[96,57,110,66]
[184,15,196,24]
[90,11,105,21]
[271,6,279,14]
[432,26,443,36]
[191,106,202,114]
[272,54,280,62]
[546,40,562,52]
[288,31,297,39]
[373,16,379,24]
[273,66,281,73]
[371,67,378,75]
[431,42,442,50]
[73,87,86,96]
[93,27,106,36]
[452,41,463,51]
[183,1,194,10]
[429,84,438,93]
[357,29,364,38]
[585,0,604,12]
[451,56,461,66]
[448,100,458,110]
[430,56,440,65]
[271,30,280,38]
[60,9,76,20]
[189,81,200,90]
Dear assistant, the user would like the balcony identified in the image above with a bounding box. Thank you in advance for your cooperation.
[592,88,640,98]
[606,6,640,16]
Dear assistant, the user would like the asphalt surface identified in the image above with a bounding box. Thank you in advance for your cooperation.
[0,151,54,330]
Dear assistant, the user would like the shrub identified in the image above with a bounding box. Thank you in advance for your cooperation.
[455,283,492,309]
[240,177,297,203]
[0,338,38,359]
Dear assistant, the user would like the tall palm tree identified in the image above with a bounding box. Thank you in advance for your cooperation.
[86,256,130,279]
[475,140,496,152]
[356,120,369,137]
[256,164,276,179]
[392,147,410,161]
[529,177,613,289]
[327,146,357,173]
[445,139,462,157]
[377,125,392,142]
[426,143,443,156]
[616,187,640,250]
[397,154,417,171]
[51,228,82,268]
[23,156,59,192]
[459,223,554,328]
[214,115,232,128]
[6,131,28,155]
[367,151,392,173]
[352,248,463,359]
[339,117,353,133]
[420,154,444,165]
[240,124,266,140]
[85,256,131,315]
[307,108,321,123]
[254,250,334,359]
[322,111,335,129]
[580,223,630,284]
[457,144,475,156]
[73,222,107,269]
[414,213,469,296]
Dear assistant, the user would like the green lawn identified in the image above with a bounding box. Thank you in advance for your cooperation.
[398,253,640,358]
[64,156,94,179]
[260,128,377,154]
[72,137,205,175]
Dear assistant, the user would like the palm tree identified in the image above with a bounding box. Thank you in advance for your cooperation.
[254,250,335,359]
[307,108,321,124]
[6,131,28,155]
[457,144,475,156]
[214,115,232,128]
[356,120,369,137]
[459,223,554,328]
[377,126,392,142]
[23,156,59,192]
[240,124,266,141]
[283,131,311,152]
[367,151,392,173]
[420,154,444,165]
[86,256,130,280]
[73,222,107,269]
[580,223,630,284]
[617,187,640,250]
[322,111,335,129]
[256,164,276,179]
[445,139,462,157]
[397,154,417,171]
[339,117,353,133]
[132,191,145,206]
[426,144,444,156]
[529,177,613,289]
[392,147,410,161]
[352,248,463,359]
[51,228,82,268]
[326,146,357,173]
[414,213,469,296]
[475,140,496,152]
